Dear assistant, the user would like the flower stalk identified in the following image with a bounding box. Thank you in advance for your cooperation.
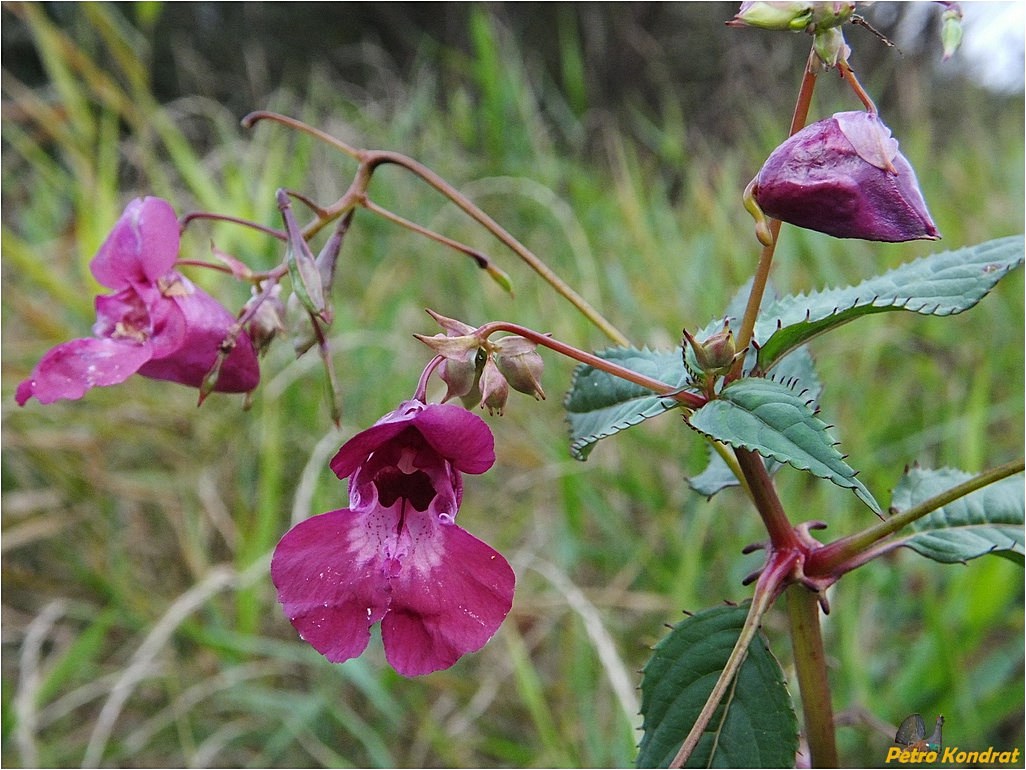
[732,51,818,362]
[243,111,630,345]
[471,321,706,410]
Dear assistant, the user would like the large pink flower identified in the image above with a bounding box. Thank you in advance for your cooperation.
[16,197,259,405]
[271,400,515,677]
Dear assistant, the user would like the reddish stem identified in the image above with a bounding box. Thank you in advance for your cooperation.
[732,53,818,364]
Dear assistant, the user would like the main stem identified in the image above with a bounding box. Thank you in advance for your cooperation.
[731,49,842,766]
[787,588,839,767]
[734,449,800,550]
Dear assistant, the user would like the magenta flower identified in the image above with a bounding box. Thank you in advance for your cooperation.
[16,197,259,405]
[271,399,515,677]
[752,111,940,242]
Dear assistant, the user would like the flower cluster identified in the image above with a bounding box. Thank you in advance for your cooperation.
[271,399,515,676]
[16,197,259,405]
[415,310,545,416]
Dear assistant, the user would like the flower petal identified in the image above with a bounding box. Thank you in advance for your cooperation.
[412,403,495,474]
[16,337,152,405]
[271,509,391,664]
[835,111,898,171]
[90,197,181,289]
[381,523,514,676]
[136,275,259,393]
[329,401,425,479]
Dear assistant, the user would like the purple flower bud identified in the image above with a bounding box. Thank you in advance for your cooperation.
[752,111,940,242]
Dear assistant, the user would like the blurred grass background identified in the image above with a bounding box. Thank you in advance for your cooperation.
[2,3,1023,767]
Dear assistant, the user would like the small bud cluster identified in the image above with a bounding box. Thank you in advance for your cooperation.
[416,311,546,416]
[683,321,745,397]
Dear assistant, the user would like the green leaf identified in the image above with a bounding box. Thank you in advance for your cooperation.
[687,378,881,514]
[638,604,797,768]
[891,466,1025,564]
[689,346,821,498]
[564,347,693,460]
[753,236,1025,370]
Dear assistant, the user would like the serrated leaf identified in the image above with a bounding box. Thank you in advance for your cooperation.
[891,466,1025,564]
[638,604,797,768]
[689,347,821,497]
[687,378,881,514]
[753,236,1024,369]
[564,347,693,460]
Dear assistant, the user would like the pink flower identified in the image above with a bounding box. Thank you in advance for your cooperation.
[752,111,940,242]
[271,400,515,676]
[16,197,259,405]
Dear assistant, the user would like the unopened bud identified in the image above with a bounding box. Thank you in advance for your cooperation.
[727,2,853,34]
[752,111,940,242]
[245,283,286,357]
[727,2,814,31]
[477,357,508,416]
[493,335,546,400]
[940,3,963,61]
[809,2,854,30]
[684,324,739,376]
[812,25,850,68]
[416,336,484,401]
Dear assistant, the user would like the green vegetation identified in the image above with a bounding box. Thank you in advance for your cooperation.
[3,5,1022,767]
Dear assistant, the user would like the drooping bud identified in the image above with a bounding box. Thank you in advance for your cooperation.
[477,357,509,416]
[244,282,286,357]
[751,111,940,242]
[812,25,850,68]
[493,335,546,401]
[418,310,486,402]
[940,3,963,61]
[415,333,484,401]
[727,1,814,31]
[277,190,327,320]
